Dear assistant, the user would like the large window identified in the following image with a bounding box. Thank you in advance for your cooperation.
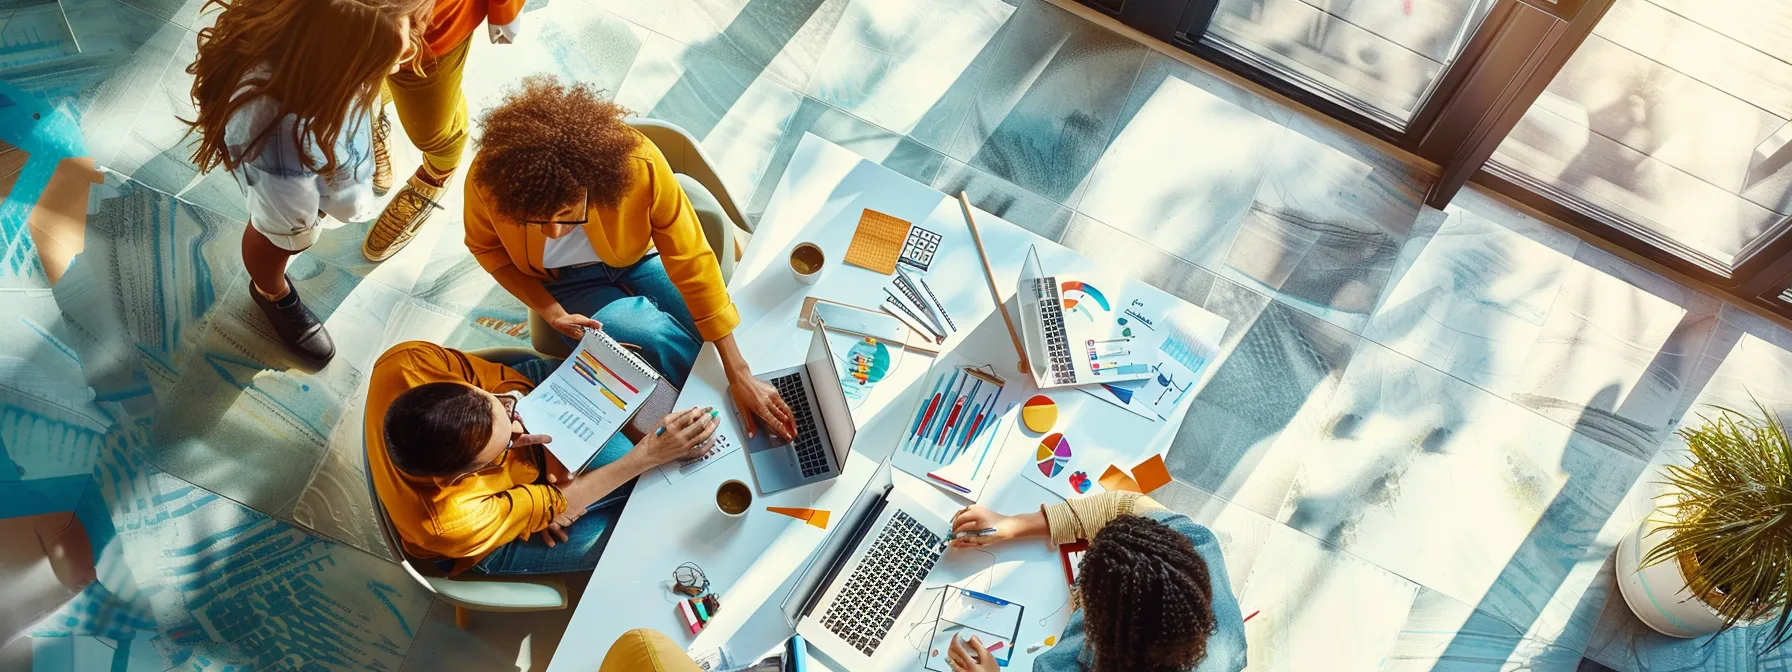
[1079,0,1792,317]
[1198,0,1499,124]
[1490,0,1792,270]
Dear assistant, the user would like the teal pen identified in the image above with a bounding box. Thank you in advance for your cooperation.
[656,408,718,436]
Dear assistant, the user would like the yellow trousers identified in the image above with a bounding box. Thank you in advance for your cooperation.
[384,37,471,181]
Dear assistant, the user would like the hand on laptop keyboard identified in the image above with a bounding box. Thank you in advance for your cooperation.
[728,372,796,441]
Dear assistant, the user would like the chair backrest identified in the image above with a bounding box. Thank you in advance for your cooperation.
[362,436,444,595]
[625,118,752,234]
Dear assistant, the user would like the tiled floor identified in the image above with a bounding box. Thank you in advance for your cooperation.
[5,0,1792,669]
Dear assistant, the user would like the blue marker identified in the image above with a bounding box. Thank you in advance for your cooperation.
[962,589,1010,606]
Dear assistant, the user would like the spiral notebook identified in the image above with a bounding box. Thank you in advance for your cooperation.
[517,329,663,470]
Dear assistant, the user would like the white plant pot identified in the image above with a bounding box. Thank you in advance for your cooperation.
[1615,516,1729,638]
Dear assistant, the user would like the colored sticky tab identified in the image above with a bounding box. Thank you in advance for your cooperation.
[767,506,833,529]
[1099,464,1142,493]
[1131,453,1172,494]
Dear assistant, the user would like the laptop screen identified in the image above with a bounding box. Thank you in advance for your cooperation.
[804,318,857,464]
[1016,246,1050,382]
[782,461,893,625]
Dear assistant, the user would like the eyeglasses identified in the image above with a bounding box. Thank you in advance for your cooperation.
[521,193,590,227]
[497,393,528,450]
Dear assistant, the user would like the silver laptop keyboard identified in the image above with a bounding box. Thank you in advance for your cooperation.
[770,372,830,478]
[820,511,943,656]
[1032,278,1075,385]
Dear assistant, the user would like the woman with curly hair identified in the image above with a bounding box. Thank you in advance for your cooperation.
[185,0,432,366]
[464,75,795,443]
[945,492,1249,672]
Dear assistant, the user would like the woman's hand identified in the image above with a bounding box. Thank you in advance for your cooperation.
[634,407,720,468]
[946,635,999,672]
[948,505,1035,549]
[728,374,796,441]
[545,307,602,341]
[541,522,571,548]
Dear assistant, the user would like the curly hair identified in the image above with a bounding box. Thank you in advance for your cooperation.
[471,75,639,221]
[1078,514,1217,672]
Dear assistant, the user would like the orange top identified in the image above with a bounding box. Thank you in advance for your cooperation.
[425,0,523,55]
[365,341,566,575]
[464,132,741,341]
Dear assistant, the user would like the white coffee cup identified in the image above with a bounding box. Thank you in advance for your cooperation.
[790,242,824,285]
[716,479,752,518]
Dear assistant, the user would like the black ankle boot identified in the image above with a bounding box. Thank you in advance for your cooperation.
[252,275,335,366]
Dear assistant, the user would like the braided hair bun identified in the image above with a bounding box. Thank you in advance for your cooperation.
[1079,514,1216,672]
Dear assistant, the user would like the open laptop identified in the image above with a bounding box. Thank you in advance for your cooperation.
[1015,245,1153,389]
[744,316,856,495]
[783,462,957,669]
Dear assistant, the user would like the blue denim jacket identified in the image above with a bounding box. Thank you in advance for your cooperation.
[1031,508,1248,672]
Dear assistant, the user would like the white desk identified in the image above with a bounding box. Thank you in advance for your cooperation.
[547,135,1201,672]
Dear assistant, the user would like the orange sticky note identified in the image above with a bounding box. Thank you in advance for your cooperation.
[1098,465,1142,493]
[767,506,832,529]
[1131,454,1171,494]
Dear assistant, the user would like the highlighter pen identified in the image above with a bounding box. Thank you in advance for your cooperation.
[926,473,972,495]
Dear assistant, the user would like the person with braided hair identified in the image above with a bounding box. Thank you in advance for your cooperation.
[944,492,1248,672]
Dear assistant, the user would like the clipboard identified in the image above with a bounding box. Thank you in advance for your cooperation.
[924,587,1025,671]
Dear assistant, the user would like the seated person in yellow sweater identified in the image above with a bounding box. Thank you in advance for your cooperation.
[464,74,794,443]
[366,340,718,575]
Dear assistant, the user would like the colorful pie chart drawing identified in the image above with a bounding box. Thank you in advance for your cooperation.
[1035,433,1072,478]
[1022,394,1058,433]
[1060,281,1110,321]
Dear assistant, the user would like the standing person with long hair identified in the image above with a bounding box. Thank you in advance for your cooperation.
[185,0,431,365]
[359,0,523,262]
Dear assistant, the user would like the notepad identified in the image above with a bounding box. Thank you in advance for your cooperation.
[516,329,661,470]
[844,209,911,274]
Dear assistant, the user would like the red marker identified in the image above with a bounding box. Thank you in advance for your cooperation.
[1243,610,1260,623]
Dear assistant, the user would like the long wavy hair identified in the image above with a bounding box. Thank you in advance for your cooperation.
[184,0,431,176]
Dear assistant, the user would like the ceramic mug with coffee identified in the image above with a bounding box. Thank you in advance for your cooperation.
[790,242,824,285]
[716,479,752,517]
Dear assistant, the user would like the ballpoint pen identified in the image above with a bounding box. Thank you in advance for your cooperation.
[884,291,943,343]
[905,268,958,332]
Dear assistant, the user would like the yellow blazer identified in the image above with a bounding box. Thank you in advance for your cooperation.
[365,341,566,575]
[463,132,740,342]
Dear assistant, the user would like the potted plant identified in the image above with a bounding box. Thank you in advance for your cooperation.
[1617,400,1792,652]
